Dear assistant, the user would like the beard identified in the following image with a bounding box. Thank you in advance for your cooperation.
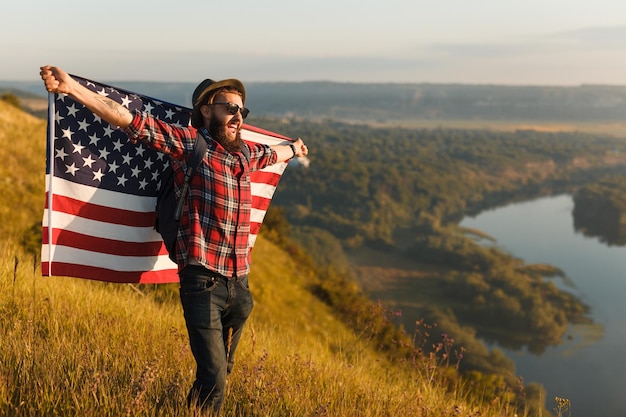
[208,117,244,153]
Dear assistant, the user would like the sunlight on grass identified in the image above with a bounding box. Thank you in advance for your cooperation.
[1,237,534,416]
[0,100,539,416]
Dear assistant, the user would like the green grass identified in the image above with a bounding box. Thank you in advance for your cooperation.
[0,100,538,416]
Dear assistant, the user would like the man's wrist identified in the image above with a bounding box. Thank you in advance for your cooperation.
[288,143,297,158]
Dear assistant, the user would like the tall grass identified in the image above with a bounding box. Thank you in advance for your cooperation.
[0,100,47,251]
[1,236,536,416]
[0,100,538,416]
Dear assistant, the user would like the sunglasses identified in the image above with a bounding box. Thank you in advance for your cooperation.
[210,102,250,119]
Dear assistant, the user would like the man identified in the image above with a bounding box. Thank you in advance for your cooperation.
[40,65,308,413]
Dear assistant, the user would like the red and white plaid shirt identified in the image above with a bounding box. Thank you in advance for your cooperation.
[125,111,277,278]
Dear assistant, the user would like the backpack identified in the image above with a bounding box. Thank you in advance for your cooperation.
[154,129,251,263]
[155,131,208,262]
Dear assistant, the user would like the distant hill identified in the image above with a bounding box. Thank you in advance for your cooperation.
[4,80,626,128]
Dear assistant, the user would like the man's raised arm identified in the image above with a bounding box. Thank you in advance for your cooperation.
[40,65,133,128]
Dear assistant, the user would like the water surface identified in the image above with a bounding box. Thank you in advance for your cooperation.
[461,194,626,416]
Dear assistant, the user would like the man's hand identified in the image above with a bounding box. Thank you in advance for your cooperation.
[273,138,309,163]
[40,65,76,95]
[291,138,308,157]
[39,64,133,128]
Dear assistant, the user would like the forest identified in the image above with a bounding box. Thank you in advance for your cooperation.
[251,115,626,376]
[573,174,626,245]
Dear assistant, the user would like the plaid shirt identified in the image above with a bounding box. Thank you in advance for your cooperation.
[124,111,277,278]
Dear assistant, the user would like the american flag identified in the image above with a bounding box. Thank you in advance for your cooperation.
[42,76,291,284]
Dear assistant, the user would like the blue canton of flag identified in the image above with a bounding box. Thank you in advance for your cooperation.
[51,76,188,197]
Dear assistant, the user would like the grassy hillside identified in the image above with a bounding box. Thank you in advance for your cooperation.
[0,102,542,416]
[0,100,47,250]
[2,238,538,416]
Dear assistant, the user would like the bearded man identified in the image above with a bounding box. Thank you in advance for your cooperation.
[40,65,308,414]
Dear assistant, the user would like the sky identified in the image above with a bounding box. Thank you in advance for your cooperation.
[3,0,626,86]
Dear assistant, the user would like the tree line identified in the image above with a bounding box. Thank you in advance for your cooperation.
[254,115,626,380]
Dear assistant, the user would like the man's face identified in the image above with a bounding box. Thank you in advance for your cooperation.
[203,91,245,153]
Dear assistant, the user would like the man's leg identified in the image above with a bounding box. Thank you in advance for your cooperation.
[222,275,254,374]
[179,266,229,413]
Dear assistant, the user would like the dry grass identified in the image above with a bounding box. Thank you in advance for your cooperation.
[0,100,535,416]
[0,101,47,246]
[0,237,533,416]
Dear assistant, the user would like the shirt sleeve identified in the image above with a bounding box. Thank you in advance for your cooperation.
[247,142,278,172]
[124,110,196,160]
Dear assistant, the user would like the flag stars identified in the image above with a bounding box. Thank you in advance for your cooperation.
[122,153,133,166]
[52,79,212,199]
[62,127,74,141]
[109,161,120,173]
[120,95,132,108]
[66,104,79,117]
[102,125,114,137]
[117,174,128,187]
[98,147,110,160]
[72,142,86,154]
[112,139,123,152]
[82,154,97,169]
[65,162,79,176]
[92,168,105,182]
[55,147,69,160]
[78,119,90,132]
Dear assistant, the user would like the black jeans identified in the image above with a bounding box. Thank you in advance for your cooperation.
[179,265,254,413]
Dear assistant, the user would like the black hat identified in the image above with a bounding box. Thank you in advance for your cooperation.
[190,78,246,128]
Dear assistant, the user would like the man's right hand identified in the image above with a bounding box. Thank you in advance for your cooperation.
[39,65,133,128]
[40,65,75,95]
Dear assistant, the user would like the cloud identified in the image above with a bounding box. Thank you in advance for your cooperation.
[423,25,626,60]
[6,25,626,85]
[547,25,626,48]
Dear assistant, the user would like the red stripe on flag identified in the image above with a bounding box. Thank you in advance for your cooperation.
[251,171,283,187]
[250,221,262,236]
[46,194,156,227]
[43,227,167,257]
[252,196,272,212]
[42,262,178,284]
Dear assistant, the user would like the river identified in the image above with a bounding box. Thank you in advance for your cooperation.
[460,194,626,417]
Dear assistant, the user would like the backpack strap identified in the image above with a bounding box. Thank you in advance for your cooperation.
[173,131,208,221]
[241,142,251,163]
